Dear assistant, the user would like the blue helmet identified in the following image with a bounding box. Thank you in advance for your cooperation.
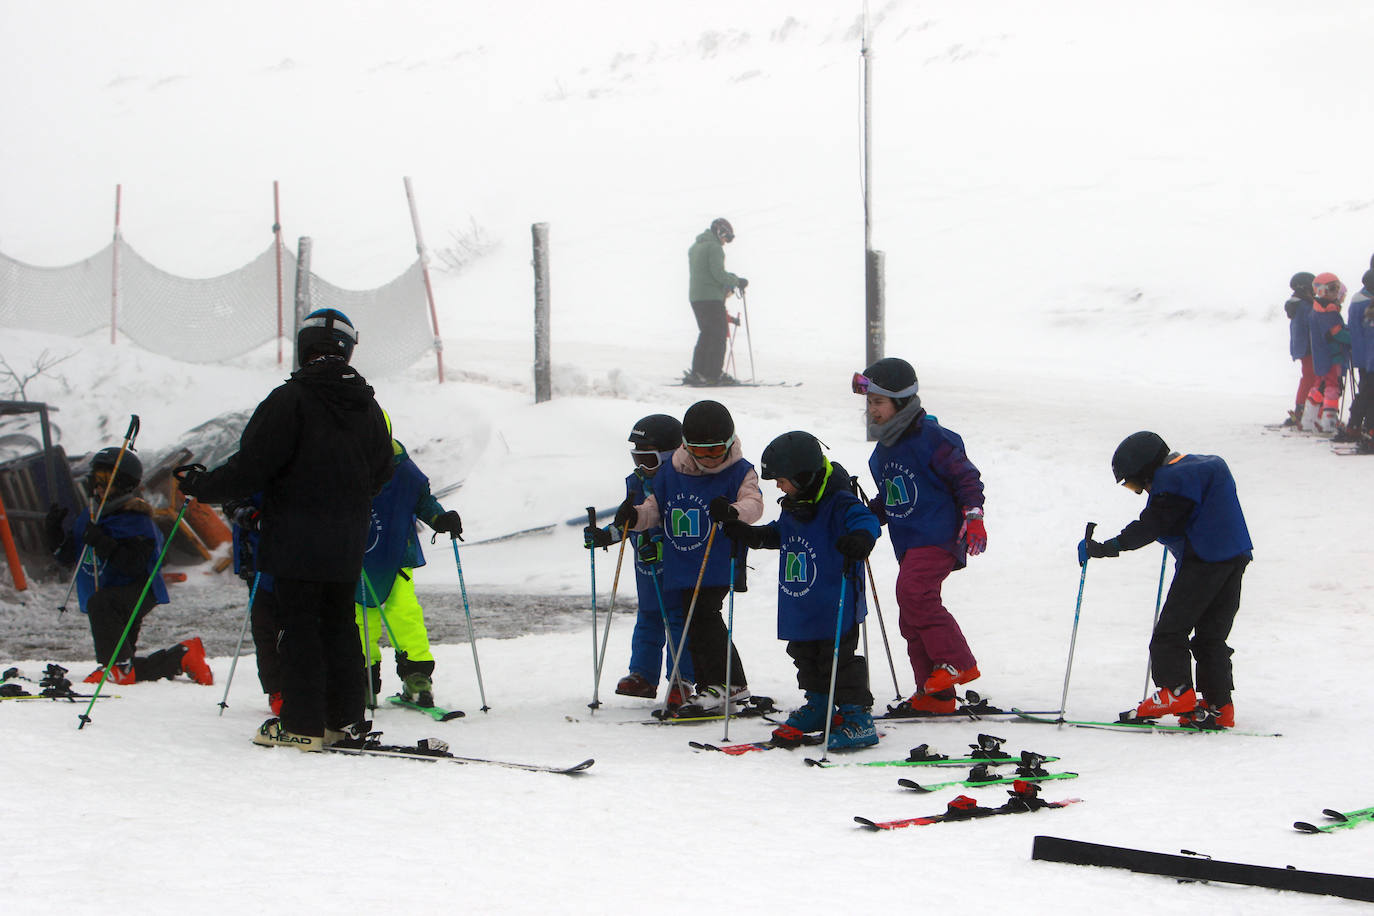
[297,308,358,364]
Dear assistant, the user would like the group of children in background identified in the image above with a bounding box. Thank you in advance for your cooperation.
[1282,257,1374,449]
[585,356,990,751]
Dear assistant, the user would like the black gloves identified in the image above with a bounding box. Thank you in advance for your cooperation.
[737,277,749,290]
[865,496,887,525]
[721,519,778,550]
[431,510,463,538]
[81,523,117,558]
[614,497,638,529]
[229,505,261,531]
[173,463,207,497]
[835,530,876,561]
[708,496,738,524]
[44,504,68,551]
[1077,537,1121,566]
[584,525,616,550]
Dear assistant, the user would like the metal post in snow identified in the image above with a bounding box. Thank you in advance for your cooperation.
[404,176,446,383]
[110,184,122,345]
[532,223,551,403]
[292,237,312,373]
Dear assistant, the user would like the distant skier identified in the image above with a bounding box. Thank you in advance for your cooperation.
[45,447,214,687]
[685,218,747,387]
[855,357,987,716]
[583,414,696,706]
[1078,431,1252,729]
[1302,272,1351,433]
[1281,271,1315,427]
[721,430,882,750]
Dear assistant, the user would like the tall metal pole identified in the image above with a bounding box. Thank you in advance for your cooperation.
[861,7,885,440]
[273,181,284,366]
[110,184,122,345]
[403,176,446,383]
[292,237,312,373]
[532,223,551,403]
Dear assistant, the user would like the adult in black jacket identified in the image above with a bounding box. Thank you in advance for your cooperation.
[178,308,393,751]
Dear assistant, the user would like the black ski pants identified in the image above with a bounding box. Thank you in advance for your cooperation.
[690,300,728,381]
[1149,554,1248,707]
[86,583,184,681]
[275,577,366,737]
[680,585,747,689]
[1348,368,1373,432]
[249,584,284,695]
[787,624,873,708]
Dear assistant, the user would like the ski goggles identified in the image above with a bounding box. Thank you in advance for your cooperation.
[631,448,673,471]
[684,435,735,460]
[851,372,919,399]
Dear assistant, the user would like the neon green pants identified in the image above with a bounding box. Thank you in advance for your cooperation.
[355,569,434,667]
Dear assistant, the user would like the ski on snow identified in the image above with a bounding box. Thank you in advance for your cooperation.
[1032,835,1374,903]
[1294,805,1374,834]
[857,783,1082,830]
[647,695,777,724]
[689,735,822,754]
[896,761,1078,793]
[877,690,1059,721]
[387,694,466,722]
[1011,709,1282,737]
[321,736,593,774]
[1,664,117,702]
[808,747,1059,770]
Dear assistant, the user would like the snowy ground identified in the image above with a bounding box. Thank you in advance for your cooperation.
[4,2,1374,913]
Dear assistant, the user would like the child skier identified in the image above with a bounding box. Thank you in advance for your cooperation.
[584,414,696,705]
[45,447,214,686]
[855,357,987,716]
[223,493,283,714]
[356,421,464,709]
[1303,272,1351,434]
[722,431,882,750]
[1282,271,1316,427]
[1341,268,1374,448]
[618,400,763,715]
[1079,431,1252,728]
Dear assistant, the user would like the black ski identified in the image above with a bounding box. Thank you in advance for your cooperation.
[808,746,1058,769]
[1032,835,1374,903]
[321,736,593,774]
[0,664,113,701]
[649,695,776,723]
[878,690,1058,721]
[897,760,1077,793]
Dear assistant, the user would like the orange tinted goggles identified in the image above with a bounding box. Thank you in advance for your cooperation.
[684,437,733,460]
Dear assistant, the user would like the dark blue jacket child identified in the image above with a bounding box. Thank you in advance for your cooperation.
[1081,432,1252,729]
[724,432,882,751]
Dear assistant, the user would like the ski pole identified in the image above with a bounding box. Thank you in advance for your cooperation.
[722,554,738,742]
[592,522,630,705]
[217,572,261,716]
[660,522,719,718]
[739,288,756,383]
[818,570,852,763]
[852,479,902,701]
[1058,522,1096,723]
[648,565,685,693]
[359,570,403,709]
[1141,545,1168,701]
[59,414,140,614]
[586,507,600,711]
[78,495,187,729]
[450,535,490,712]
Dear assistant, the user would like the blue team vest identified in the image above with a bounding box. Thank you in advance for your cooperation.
[773,489,871,641]
[1151,454,1253,563]
[73,509,170,612]
[624,471,681,614]
[869,419,963,561]
[357,457,428,606]
[652,458,753,593]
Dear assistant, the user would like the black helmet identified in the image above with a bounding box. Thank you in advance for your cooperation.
[682,400,734,446]
[857,356,919,409]
[1289,271,1315,294]
[710,217,735,243]
[1111,431,1169,485]
[297,308,358,365]
[90,446,143,494]
[628,414,683,452]
[761,430,829,493]
[1363,268,1374,292]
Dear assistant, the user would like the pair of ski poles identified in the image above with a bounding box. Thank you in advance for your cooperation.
[1059,522,1169,720]
[723,288,756,384]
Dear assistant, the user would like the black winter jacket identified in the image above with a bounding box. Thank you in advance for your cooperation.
[189,359,393,581]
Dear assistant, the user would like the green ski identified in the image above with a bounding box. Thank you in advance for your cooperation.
[897,762,1078,794]
[388,695,465,722]
[1295,806,1374,834]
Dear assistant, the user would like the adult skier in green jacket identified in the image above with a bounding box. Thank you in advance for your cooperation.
[686,217,747,386]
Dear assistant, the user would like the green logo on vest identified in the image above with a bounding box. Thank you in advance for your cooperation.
[885,477,909,506]
[671,508,700,539]
[785,551,808,583]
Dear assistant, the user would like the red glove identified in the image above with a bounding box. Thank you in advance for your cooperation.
[960,509,987,556]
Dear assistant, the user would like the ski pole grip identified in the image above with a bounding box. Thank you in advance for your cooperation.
[1084,522,1096,542]
[586,507,596,529]
[125,415,140,441]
